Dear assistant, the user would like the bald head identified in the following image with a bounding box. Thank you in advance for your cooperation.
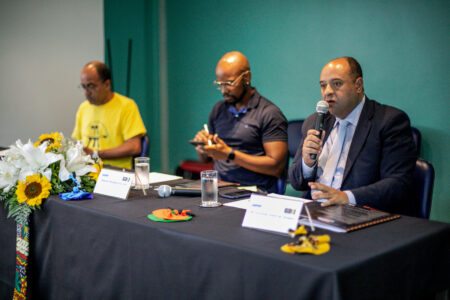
[325,57,363,80]
[216,51,250,79]
[83,61,112,82]
[214,51,254,106]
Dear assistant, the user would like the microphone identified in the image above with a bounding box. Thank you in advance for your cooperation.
[156,185,201,198]
[310,100,329,160]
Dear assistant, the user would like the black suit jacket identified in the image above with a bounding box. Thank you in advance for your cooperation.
[288,97,417,214]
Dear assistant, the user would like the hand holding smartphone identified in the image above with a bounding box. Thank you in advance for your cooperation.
[190,123,213,147]
[189,140,206,146]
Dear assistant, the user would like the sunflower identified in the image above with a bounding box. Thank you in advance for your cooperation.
[34,132,63,152]
[16,174,51,207]
[88,163,102,181]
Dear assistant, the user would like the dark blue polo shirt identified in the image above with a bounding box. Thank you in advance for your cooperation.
[208,89,287,192]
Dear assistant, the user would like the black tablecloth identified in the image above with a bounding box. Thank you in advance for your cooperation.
[1,189,449,300]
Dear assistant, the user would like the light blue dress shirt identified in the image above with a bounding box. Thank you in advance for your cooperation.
[302,96,366,205]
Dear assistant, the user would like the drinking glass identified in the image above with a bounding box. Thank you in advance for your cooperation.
[200,170,220,207]
[134,157,150,190]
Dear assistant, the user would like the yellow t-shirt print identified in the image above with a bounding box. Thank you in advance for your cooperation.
[86,122,109,150]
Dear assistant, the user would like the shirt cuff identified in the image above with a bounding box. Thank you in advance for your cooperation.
[302,159,316,179]
[344,191,356,205]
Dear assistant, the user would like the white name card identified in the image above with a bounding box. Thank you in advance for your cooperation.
[242,194,303,235]
[94,169,133,200]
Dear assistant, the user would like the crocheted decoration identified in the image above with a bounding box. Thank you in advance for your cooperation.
[13,221,29,300]
[147,208,194,222]
[281,225,331,255]
[59,175,93,201]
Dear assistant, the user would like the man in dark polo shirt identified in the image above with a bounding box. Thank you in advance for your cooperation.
[192,51,288,193]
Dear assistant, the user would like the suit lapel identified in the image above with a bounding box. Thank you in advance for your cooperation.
[343,98,374,183]
[322,113,335,142]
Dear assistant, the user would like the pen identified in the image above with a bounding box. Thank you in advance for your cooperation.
[203,123,212,146]
[318,216,335,224]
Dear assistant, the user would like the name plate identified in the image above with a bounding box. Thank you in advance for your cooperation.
[94,169,133,200]
[242,194,303,235]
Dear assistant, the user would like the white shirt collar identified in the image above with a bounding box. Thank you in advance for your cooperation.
[335,95,366,127]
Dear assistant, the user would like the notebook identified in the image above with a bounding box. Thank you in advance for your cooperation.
[299,201,400,233]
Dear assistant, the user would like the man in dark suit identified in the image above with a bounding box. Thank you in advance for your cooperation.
[289,57,417,214]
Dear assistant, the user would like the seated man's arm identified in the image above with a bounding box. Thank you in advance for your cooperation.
[310,110,417,213]
[233,140,288,177]
[288,117,316,190]
[348,111,417,211]
[84,135,142,159]
[204,137,288,178]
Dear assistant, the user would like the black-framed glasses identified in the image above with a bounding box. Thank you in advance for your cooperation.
[213,70,249,90]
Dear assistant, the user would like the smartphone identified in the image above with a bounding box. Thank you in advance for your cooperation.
[219,189,252,199]
[189,140,206,146]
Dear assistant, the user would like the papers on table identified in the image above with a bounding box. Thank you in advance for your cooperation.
[224,198,251,209]
[130,172,182,186]
[224,193,311,210]
[149,172,182,184]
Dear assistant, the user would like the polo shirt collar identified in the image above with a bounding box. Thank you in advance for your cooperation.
[226,88,260,117]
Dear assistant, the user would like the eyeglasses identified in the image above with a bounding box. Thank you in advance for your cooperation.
[78,83,99,91]
[213,70,249,90]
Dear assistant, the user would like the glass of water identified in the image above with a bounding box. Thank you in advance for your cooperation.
[134,157,150,190]
[200,170,221,207]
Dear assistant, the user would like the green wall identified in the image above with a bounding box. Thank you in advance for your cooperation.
[104,0,161,170]
[105,0,449,222]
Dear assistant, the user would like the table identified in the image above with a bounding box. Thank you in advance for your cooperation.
[1,189,449,300]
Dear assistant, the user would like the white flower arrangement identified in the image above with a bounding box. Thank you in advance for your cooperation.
[0,132,99,224]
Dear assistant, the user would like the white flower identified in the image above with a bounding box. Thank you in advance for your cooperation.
[59,141,96,181]
[0,160,19,192]
[6,139,63,181]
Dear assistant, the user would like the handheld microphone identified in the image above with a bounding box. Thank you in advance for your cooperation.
[156,185,201,198]
[310,100,329,160]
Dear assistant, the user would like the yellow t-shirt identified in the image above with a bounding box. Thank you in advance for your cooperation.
[72,93,147,169]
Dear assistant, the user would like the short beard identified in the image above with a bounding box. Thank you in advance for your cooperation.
[224,85,248,105]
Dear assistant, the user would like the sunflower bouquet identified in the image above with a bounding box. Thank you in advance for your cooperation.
[0,132,100,299]
[0,132,99,224]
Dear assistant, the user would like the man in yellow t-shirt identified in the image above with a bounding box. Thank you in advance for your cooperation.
[72,61,147,169]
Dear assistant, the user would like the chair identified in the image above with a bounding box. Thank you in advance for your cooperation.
[140,135,150,157]
[287,119,304,158]
[411,127,421,156]
[275,178,286,194]
[413,158,434,219]
[175,160,214,180]
[132,135,150,169]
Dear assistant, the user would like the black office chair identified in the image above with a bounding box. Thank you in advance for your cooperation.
[287,119,304,158]
[413,158,434,219]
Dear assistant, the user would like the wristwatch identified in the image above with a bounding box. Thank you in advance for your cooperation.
[226,149,235,163]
